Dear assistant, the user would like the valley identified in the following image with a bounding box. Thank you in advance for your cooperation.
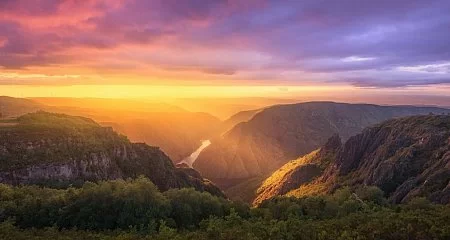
[194,102,450,201]
[3,97,450,205]
[1,97,450,239]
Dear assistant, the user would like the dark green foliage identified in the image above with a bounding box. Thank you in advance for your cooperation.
[256,186,386,221]
[0,177,170,231]
[198,206,450,240]
[164,188,227,229]
[1,180,450,240]
[0,177,243,232]
[164,189,249,229]
[57,177,170,231]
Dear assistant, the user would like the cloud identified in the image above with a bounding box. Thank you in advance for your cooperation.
[348,77,450,88]
[0,0,449,87]
[0,72,88,85]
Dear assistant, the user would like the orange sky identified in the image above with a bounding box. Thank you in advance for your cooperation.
[1,1,450,103]
[1,84,449,102]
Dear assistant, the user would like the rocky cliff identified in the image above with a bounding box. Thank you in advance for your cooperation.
[195,102,450,183]
[0,112,224,197]
[255,115,450,205]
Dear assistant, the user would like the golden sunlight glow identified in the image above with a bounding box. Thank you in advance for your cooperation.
[0,85,356,99]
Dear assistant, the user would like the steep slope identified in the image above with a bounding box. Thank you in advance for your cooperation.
[256,115,450,204]
[254,135,341,205]
[195,102,450,180]
[0,112,223,197]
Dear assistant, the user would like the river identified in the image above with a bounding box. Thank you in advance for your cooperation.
[178,140,211,167]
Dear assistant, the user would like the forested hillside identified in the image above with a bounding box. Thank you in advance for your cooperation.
[1,178,449,239]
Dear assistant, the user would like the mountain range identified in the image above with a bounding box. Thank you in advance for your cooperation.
[2,97,450,204]
[194,102,450,201]
[255,115,450,205]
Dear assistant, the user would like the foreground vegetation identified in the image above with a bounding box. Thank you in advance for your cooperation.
[1,177,449,240]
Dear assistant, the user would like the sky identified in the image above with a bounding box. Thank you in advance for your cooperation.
[0,0,450,99]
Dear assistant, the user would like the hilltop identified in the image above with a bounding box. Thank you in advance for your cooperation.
[0,112,223,196]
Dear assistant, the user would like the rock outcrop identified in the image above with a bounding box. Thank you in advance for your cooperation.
[255,115,450,204]
[0,112,224,197]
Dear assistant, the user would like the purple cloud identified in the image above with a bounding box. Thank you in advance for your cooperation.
[0,0,449,87]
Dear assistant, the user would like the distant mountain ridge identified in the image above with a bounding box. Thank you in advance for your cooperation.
[0,112,224,197]
[31,97,187,113]
[0,96,44,117]
[0,96,222,162]
[194,102,450,200]
[219,109,260,135]
[255,115,450,205]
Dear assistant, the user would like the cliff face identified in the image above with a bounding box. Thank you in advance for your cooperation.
[256,115,450,205]
[0,112,224,197]
[195,102,450,183]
